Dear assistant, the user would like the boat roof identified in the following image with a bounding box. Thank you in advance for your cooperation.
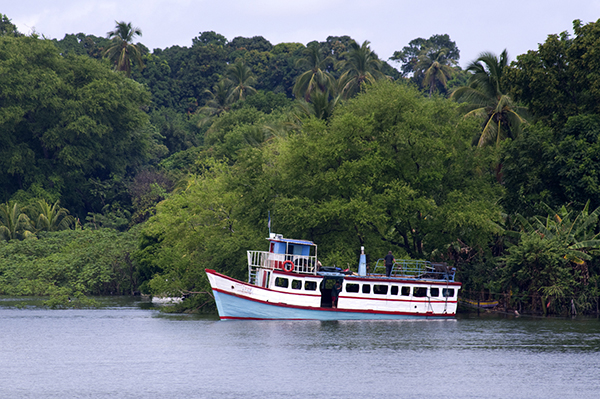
[267,236,316,247]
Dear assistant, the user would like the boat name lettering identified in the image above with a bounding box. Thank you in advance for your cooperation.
[236,284,253,295]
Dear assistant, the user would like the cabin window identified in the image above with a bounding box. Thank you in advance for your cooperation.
[291,280,302,290]
[401,286,410,296]
[362,284,371,294]
[305,281,317,291]
[345,283,359,293]
[390,286,399,295]
[413,287,427,297]
[430,287,439,297]
[275,277,289,288]
[373,285,388,295]
[442,288,455,298]
[288,244,306,255]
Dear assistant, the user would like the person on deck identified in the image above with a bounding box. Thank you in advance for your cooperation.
[331,280,342,308]
[384,251,395,277]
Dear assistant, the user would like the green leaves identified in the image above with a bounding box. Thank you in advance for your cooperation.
[0,201,33,241]
[261,81,502,260]
[505,19,600,127]
[501,114,600,216]
[103,21,144,77]
[452,50,527,148]
[0,228,141,297]
[293,43,335,101]
[500,202,600,313]
[337,40,387,99]
[225,61,257,102]
[30,199,75,232]
[136,159,260,303]
[0,35,153,217]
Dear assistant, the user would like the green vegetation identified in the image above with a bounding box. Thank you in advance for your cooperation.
[2,14,600,316]
[103,21,144,77]
[452,50,527,148]
[0,228,141,307]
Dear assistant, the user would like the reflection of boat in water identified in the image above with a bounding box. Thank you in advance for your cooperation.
[206,233,461,320]
[458,298,499,309]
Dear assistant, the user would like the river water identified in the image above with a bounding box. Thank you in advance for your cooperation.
[1,297,599,399]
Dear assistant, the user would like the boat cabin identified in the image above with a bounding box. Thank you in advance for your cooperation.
[248,233,318,287]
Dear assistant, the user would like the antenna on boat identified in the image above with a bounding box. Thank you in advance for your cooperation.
[268,211,271,235]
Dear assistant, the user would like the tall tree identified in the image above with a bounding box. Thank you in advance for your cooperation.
[501,114,600,216]
[251,81,502,261]
[0,13,21,37]
[504,19,600,128]
[415,48,455,96]
[451,50,527,147]
[103,21,144,77]
[0,35,154,217]
[226,61,257,102]
[292,43,335,101]
[337,40,387,99]
[201,79,234,116]
[391,34,460,77]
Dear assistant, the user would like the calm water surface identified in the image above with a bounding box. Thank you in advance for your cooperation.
[1,297,599,399]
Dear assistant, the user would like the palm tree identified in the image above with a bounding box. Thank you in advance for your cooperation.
[226,61,257,102]
[293,44,335,101]
[337,40,387,99]
[415,48,455,97]
[103,21,144,77]
[196,79,235,129]
[0,201,33,241]
[30,199,75,232]
[451,50,527,147]
[201,79,234,116]
[296,88,341,120]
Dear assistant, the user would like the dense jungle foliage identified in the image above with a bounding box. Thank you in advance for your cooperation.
[2,13,600,315]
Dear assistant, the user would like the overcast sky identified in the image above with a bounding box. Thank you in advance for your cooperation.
[4,1,600,69]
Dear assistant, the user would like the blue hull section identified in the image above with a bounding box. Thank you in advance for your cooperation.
[213,290,453,320]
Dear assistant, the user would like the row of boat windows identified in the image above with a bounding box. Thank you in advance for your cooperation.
[274,277,455,298]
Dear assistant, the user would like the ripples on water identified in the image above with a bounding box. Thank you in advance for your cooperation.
[0,297,599,399]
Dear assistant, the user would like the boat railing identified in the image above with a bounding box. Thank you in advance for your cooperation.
[372,259,455,282]
[247,250,318,276]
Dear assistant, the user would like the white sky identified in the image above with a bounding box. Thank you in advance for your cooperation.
[4,1,600,69]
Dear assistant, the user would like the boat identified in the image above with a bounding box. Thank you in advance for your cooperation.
[458,298,499,309]
[206,233,461,320]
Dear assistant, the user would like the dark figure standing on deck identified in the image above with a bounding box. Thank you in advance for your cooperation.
[384,251,395,277]
[331,280,342,308]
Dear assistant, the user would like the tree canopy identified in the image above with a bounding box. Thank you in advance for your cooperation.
[452,50,527,147]
[505,19,600,128]
[3,15,600,316]
[103,21,144,76]
[0,34,156,217]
